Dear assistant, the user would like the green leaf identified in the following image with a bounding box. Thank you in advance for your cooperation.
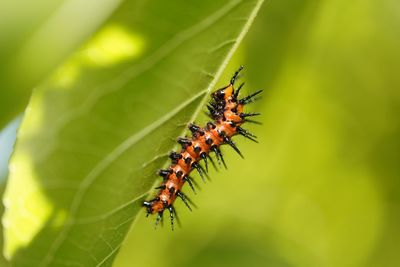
[0,0,123,129]
[3,0,264,266]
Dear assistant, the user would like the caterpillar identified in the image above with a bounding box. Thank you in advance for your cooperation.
[143,66,262,229]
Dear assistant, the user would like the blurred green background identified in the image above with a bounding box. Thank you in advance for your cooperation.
[1,0,400,266]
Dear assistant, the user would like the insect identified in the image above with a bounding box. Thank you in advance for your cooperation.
[143,66,262,229]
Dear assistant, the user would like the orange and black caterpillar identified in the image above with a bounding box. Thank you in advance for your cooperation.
[143,66,262,229]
